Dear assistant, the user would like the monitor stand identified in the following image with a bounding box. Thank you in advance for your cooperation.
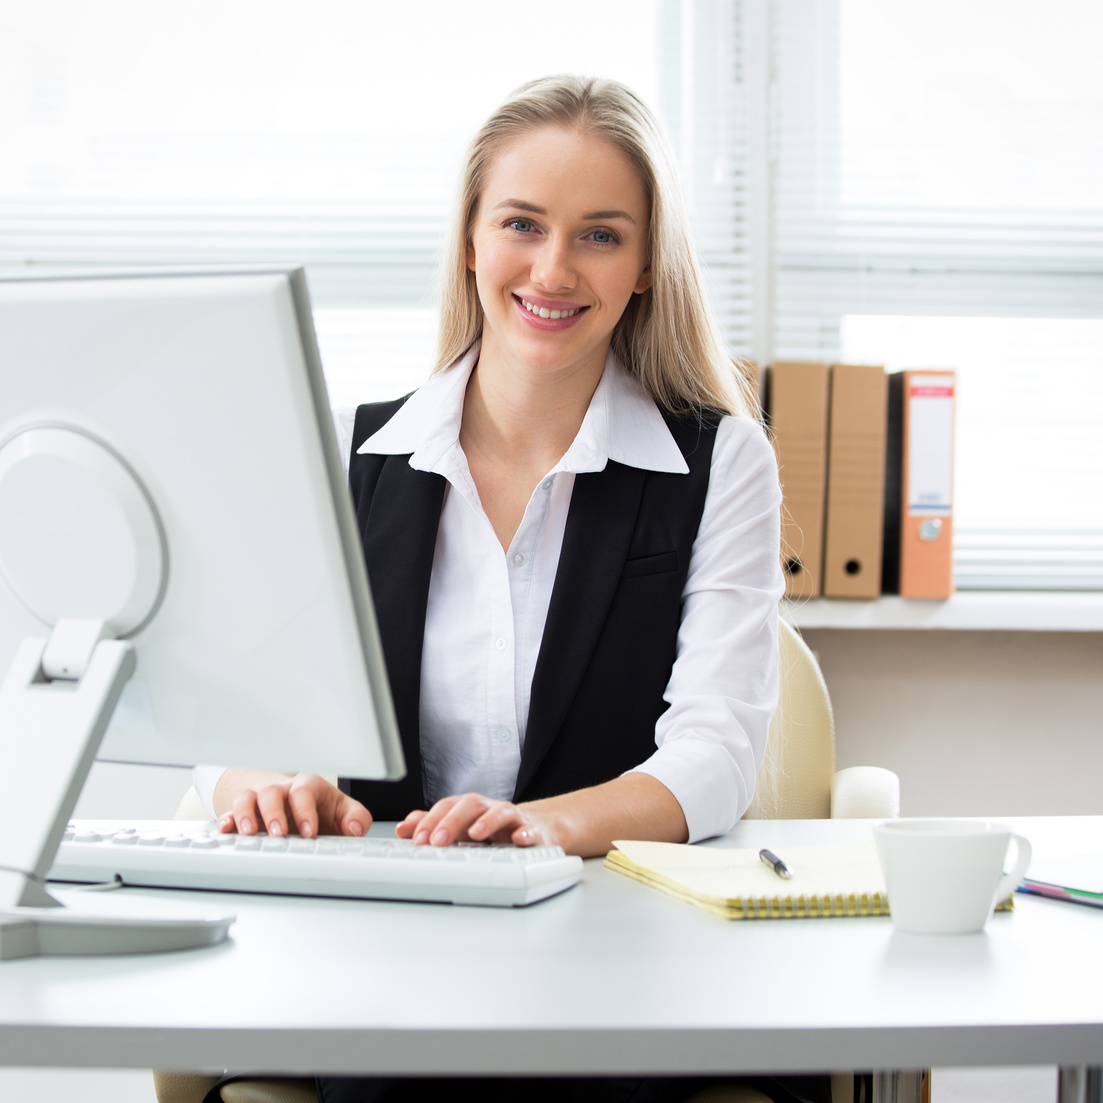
[0,621,234,960]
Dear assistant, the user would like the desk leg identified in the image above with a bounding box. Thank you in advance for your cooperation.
[1058,1066,1102,1103]
[872,1070,925,1103]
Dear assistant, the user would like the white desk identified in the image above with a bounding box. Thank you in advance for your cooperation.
[1,817,1100,1094]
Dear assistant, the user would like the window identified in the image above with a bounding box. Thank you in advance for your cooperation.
[768,0,1103,589]
[6,0,1100,589]
[1,0,665,405]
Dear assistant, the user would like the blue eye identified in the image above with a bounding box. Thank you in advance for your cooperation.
[508,218,535,233]
[589,229,616,245]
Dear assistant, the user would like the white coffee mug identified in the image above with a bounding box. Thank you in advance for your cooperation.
[874,819,1032,935]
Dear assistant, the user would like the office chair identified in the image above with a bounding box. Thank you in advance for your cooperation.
[745,618,900,822]
[153,619,902,1103]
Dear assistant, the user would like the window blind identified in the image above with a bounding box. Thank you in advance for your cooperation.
[6,0,1098,589]
[767,0,1103,590]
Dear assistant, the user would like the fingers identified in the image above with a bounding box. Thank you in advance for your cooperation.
[330,790,372,838]
[475,803,543,847]
[286,782,322,838]
[226,789,265,836]
[257,783,294,837]
[403,794,538,848]
[395,809,427,839]
[293,776,371,837]
[220,775,371,838]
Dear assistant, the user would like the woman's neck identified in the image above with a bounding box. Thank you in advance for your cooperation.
[460,346,604,473]
[458,342,607,551]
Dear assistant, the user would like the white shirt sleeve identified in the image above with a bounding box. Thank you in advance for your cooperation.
[627,415,785,843]
[191,405,359,819]
[191,764,224,819]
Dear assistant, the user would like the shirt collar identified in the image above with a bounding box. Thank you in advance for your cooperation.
[357,343,689,476]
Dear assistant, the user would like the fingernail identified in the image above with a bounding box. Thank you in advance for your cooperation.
[414,829,430,845]
[269,820,284,837]
[349,822,364,837]
[431,829,448,846]
[300,821,314,839]
[516,829,531,842]
[218,814,234,831]
[241,817,254,835]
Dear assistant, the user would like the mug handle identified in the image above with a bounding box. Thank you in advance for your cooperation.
[996,834,1032,904]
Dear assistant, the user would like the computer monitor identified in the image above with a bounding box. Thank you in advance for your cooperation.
[0,268,405,955]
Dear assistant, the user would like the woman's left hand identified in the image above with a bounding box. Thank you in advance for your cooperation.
[395,792,561,849]
[395,775,687,858]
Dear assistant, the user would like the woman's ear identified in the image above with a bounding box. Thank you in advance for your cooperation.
[466,241,477,272]
[634,266,653,294]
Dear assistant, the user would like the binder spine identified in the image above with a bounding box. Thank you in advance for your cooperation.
[898,370,957,599]
[765,363,830,599]
[881,372,905,594]
[823,364,888,598]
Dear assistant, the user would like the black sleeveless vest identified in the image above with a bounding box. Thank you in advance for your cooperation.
[341,396,721,821]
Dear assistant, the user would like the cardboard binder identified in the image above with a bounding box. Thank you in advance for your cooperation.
[822,363,888,598]
[765,362,830,599]
[882,370,956,599]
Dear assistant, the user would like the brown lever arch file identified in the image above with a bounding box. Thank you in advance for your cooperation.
[765,362,830,599]
[823,364,888,598]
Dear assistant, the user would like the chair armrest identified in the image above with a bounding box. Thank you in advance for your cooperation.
[152,1072,221,1103]
[830,766,900,819]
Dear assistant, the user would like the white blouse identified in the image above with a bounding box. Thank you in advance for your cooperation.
[195,346,783,842]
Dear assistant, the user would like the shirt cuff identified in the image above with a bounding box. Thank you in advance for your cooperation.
[191,764,225,820]
[627,734,754,844]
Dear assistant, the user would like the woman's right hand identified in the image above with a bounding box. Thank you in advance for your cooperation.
[214,770,371,839]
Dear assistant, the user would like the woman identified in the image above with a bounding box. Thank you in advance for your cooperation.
[198,74,827,1103]
[201,74,781,857]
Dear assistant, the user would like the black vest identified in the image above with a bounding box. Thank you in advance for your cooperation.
[341,396,721,821]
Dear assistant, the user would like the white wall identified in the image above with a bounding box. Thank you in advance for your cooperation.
[74,762,194,820]
[803,628,1103,817]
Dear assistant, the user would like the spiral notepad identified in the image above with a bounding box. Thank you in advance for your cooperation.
[605,839,890,919]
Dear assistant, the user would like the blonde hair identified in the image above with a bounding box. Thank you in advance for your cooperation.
[433,74,759,419]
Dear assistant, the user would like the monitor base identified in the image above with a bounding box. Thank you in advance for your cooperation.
[0,906,234,959]
[0,629,234,959]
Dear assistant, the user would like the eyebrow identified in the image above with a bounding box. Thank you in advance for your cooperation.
[493,199,637,224]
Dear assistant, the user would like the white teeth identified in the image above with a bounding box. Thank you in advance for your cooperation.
[522,298,580,320]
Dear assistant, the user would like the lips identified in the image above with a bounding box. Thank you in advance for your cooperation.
[513,294,589,330]
[519,296,584,320]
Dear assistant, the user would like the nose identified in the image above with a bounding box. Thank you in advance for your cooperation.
[530,233,577,292]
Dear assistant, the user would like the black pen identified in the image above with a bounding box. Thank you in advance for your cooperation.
[759,848,792,880]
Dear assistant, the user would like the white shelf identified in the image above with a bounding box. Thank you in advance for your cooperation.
[785,591,1103,632]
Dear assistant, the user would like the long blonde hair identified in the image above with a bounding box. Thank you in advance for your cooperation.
[434,74,758,419]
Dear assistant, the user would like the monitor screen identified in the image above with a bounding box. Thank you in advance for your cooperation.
[0,268,405,784]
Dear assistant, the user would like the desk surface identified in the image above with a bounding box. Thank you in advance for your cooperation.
[2,816,1101,1077]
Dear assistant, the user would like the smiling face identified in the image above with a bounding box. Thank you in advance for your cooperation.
[465,125,653,386]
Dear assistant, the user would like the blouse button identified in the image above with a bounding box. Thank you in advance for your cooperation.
[495,728,512,744]
[513,552,526,566]
[542,479,553,491]
[494,637,507,651]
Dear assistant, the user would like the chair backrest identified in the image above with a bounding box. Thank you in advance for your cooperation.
[742,618,836,820]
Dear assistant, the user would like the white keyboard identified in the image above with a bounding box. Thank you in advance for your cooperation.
[50,820,584,908]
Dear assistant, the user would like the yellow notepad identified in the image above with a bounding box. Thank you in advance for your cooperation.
[605,839,890,919]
